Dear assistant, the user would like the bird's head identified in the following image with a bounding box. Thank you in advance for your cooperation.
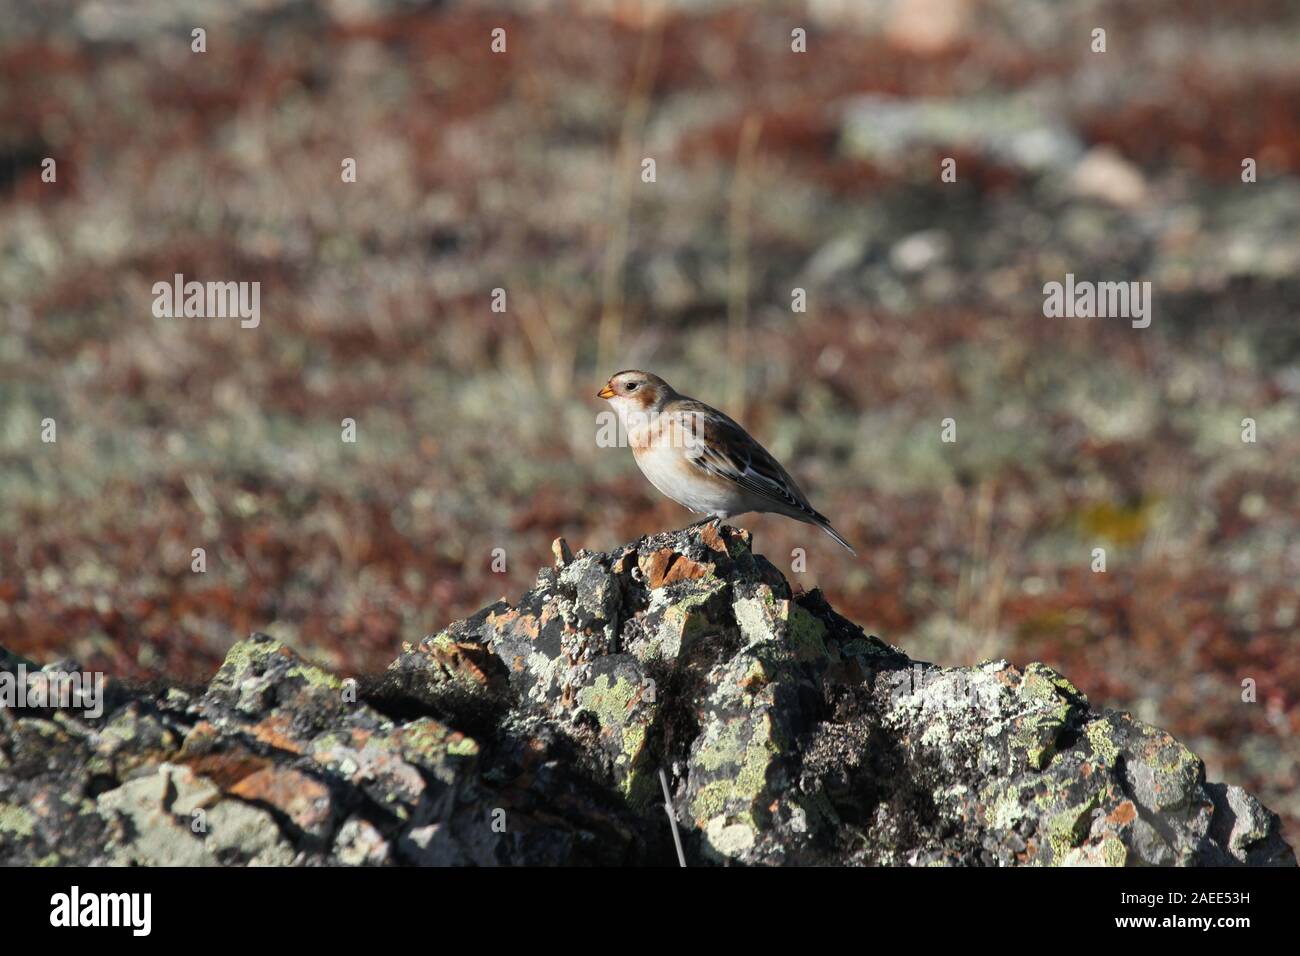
[597,370,674,419]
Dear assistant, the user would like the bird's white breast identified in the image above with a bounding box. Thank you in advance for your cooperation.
[631,421,738,516]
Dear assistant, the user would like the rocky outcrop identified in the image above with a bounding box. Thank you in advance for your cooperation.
[0,526,1293,866]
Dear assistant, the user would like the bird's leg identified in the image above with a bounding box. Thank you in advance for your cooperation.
[674,515,716,533]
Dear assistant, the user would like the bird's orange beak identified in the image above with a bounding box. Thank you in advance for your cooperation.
[597,384,616,399]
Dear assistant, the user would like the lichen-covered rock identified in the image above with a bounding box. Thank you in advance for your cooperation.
[0,526,1293,866]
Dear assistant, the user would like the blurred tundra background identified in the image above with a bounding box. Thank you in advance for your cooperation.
[1,0,1298,840]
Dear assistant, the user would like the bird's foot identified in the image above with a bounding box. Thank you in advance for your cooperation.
[675,515,720,534]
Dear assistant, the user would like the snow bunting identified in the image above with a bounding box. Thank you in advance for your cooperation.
[597,370,855,553]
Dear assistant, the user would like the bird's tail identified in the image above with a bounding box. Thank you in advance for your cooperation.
[786,500,856,554]
[814,516,856,555]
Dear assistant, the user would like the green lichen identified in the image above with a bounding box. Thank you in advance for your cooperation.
[697,719,746,772]
[1046,792,1101,862]
[623,723,647,760]
[447,736,480,757]
[217,636,281,679]
[1010,664,1084,770]
[398,716,449,752]
[19,718,65,740]
[217,635,341,691]
[1012,711,1070,770]
[1021,662,1083,704]
[287,662,344,691]
[690,713,779,826]
[0,803,37,837]
[657,579,728,654]
[786,606,828,662]
[1101,836,1128,866]
[311,731,344,752]
[1085,719,1120,765]
[578,675,642,750]
[399,716,479,763]
[577,674,655,804]
[1150,736,1198,777]
[734,733,776,801]
[983,781,1025,829]
[676,578,727,613]
[691,780,733,820]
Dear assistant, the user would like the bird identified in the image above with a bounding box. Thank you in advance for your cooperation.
[597,369,855,553]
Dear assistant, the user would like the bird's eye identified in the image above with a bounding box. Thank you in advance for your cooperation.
[625,383,637,391]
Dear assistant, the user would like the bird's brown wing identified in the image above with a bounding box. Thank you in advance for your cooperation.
[672,401,820,519]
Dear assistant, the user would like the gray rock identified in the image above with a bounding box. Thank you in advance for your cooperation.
[0,526,1292,866]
